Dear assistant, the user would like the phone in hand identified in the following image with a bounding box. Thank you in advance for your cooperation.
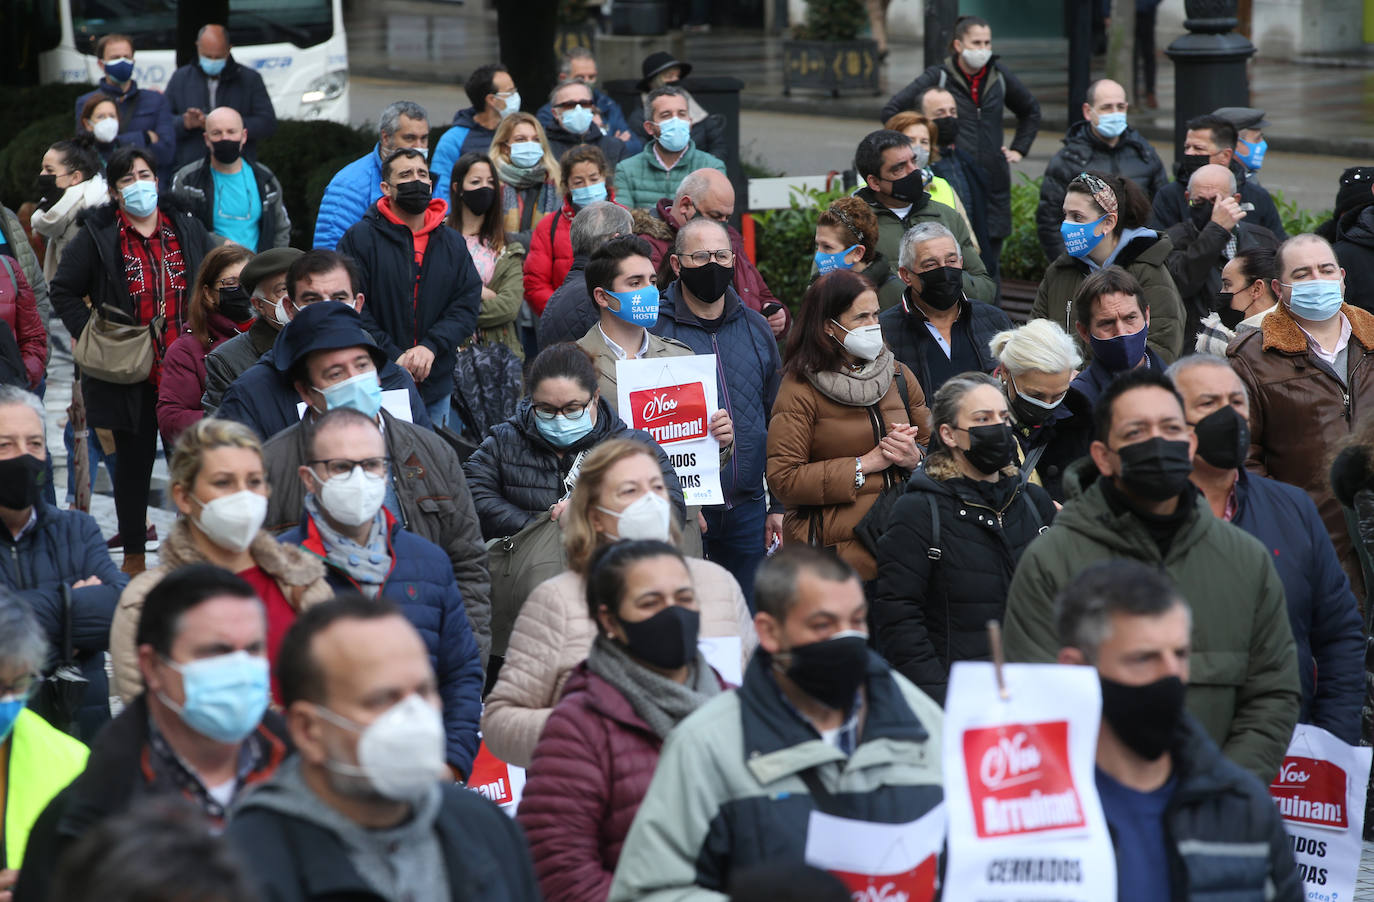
[762,302,785,318]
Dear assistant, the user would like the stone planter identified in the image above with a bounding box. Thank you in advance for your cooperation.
[782,38,880,98]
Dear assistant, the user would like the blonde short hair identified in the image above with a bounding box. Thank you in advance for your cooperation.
[563,438,680,575]
[169,418,264,491]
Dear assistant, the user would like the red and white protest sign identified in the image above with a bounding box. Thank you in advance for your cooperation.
[616,355,723,505]
[804,803,945,902]
[943,662,1116,900]
[1268,724,1371,899]
[467,739,526,817]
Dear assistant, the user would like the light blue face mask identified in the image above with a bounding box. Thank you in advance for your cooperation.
[121,180,159,218]
[1095,112,1128,139]
[571,181,608,209]
[199,56,226,77]
[602,284,659,327]
[317,369,383,419]
[1061,214,1108,258]
[1236,137,1268,172]
[535,404,595,447]
[815,245,859,275]
[656,117,691,153]
[509,141,544,168]
[0,694,26,742]
[561,104,594,135]
[1283,278,1344,322]
[160,651,270,744]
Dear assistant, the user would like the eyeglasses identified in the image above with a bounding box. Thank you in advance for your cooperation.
[307,457,390,478]
[677,249,734,266]
[532,399,592,420]
[215,278,241,289]
[0,671,41,699]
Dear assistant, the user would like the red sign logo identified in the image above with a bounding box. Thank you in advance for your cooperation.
[467,741,515,806]
[962,721,1085,838]
[1269,756,1348,829]
[629,382,707,444]
[828,855,938,902]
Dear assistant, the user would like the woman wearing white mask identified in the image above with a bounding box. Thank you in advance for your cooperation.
[766,270,929,581]
[482,438,754,768]
[79,96,123,166]
[108,417,333,706]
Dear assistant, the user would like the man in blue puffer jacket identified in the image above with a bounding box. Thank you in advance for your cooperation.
[651,218,782,608]
[312,101,430,250]
[0,387,128,740]
[431,64,516,207]
[280,408,484,777]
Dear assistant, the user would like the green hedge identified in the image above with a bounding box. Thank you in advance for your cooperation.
[752,183,848,311]
[0,114,77,211]
[257,119,374,248]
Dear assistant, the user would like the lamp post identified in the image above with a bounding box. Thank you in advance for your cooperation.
[1164,0,1256,161]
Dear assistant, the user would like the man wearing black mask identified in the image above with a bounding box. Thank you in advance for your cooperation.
[169,107,290,252]
[918,86,992,261]
[1053,561,1302,902]
[852,129,995,303]
[1004,367,1299,784]
[337,148,482,429]
[1169,355,1362,743]
[879,221,1009,396]
[608,546,944,901]
[1147,114,1286,238]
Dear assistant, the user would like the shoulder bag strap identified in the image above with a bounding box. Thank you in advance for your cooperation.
[60,582,77,666]
[798,766,847,818]
[926,494,942,562]
[1019,442,1047,488]
[546,209,561,247]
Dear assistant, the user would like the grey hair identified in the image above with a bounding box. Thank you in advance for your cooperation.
[378,101,428,139]
[674,169,714,205]
[1187,165,1237,196]
[898,222,960,271]
[1053,560,1190,661]
[673,217,729,255]
[0,588,47,675]
[1166,353,1249,402]
[989,319,1082,376]
[0,385,47,441]
[927,371,1001,460]
[557,46,596,78]
[549,78,593,107]
[643,84,688,120]
[570,202,634,256]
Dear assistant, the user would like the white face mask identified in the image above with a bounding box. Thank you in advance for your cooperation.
[92,118,120,144]
[316,694,447,802]
[192,490,267,553]
[830,320,885,361]
[961,47,992,70]
[598,490,673,542]
[316,465,388,528]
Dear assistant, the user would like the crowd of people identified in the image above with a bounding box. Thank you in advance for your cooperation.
[1,12,1372,902]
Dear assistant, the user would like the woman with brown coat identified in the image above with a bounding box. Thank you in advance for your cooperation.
[766,270,931,580]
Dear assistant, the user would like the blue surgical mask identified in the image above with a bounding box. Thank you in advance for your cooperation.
[1283,279,1344,322]
[571,181,608,209]
[1089,324,1149,373]
[160,651,270,744]
[509,141,544,168]
[104,57,135,83]
[561,104,594,135]
[317,369,383,419]
[656,117,691,153]
[121,180,159,218]
[1237,137,1268,172]
[199,56,226,77]
[535,404,595,447]
[1096,112,1128,139]
[0,694,26,742]
[1061,215,1107,258]
[815,245,859,275]
[602,284,659,327]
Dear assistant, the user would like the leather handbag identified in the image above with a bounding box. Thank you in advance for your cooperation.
[486,512,568,657]
[73,303,156,384]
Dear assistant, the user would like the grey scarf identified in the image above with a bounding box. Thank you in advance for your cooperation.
[305,494,391,596]
[806,347,896,407]
[585,635,721,739]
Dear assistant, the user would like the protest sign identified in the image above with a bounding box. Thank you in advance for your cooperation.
[804,804,945,902]
[616,355,723,505]
[468,739,526,817]
[943,661,1116,901]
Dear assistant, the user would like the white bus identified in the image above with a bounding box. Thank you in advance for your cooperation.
[37,0,349,124]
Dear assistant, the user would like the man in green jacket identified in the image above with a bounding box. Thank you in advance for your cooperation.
[614,86,725,210]
[853,129,996,304]
[1003,367,1298,784]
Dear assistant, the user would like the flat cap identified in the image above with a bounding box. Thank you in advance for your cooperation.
[1211,106,1269,131]
[240,247,304,296]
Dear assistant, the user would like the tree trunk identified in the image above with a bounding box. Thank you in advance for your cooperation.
[497,0,558,112]
[177,0,230,69]
[1105,0,1135,94]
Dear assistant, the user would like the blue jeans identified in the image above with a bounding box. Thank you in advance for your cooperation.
[702,495,767,613]
[426,395,451,431]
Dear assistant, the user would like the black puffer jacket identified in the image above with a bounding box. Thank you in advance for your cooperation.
[536,256,595,352]
[1036,121,1169,260]
[1148,160,1287,239]
[463,396,685,540]
[878,294,1012,396]
[872,457,1056,705]
[1335,204,1374,314]
[1164,219,1278,337]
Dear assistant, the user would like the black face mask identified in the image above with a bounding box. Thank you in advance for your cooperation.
[1190,405,1249,471]
[1114,437,1194,502]
[932,116,958,147]
[961,422,1016,475]
[1174,153,1209,184]
[393,179,432,215]
[0,454,44,510]
[1188,200,1213,231]
[618,605,700,671]
[1007,380,1061,429]
[886,169,928,206]
[211,139,242,166]
[1216,302,1244,330]
[779,632,870,711]
[217,286,254,322]
[461,186,497,216]
[1100,675,1185,761]
[917,265,963,311]
[35,173,59,209]
[678,260,734,303]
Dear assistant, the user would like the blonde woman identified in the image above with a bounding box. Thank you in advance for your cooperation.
[481,437,755,768]
[489,112,562,248]
[108,418,332,704]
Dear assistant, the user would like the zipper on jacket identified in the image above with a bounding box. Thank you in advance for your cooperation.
[1344,390,1352,423]
[10,543,25,590]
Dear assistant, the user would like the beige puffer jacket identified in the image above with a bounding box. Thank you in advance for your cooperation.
[481,557,756,768]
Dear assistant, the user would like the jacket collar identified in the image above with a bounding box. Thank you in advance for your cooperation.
[248,317,279,356]
[1259,300,1374,354]
[659,279,743,326]
[1058,476,1212,563]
